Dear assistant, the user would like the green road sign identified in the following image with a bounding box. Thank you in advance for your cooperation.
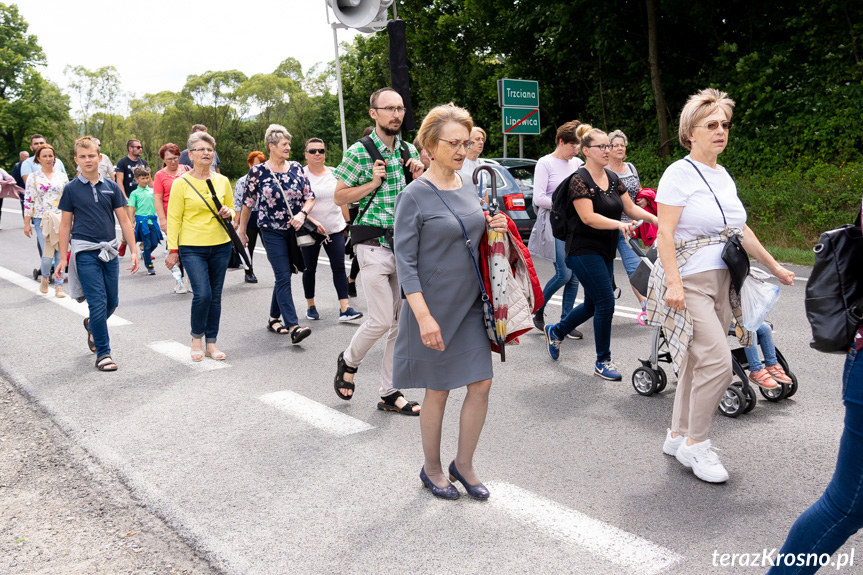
[502,107,541,135]
[498,79,540,108]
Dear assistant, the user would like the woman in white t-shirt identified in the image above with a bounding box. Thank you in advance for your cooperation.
[301,138,363,322]
[655,88,795,484]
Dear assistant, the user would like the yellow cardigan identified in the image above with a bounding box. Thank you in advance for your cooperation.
[166,173,235,249]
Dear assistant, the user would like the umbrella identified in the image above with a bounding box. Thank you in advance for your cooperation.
[0,178,23,200]
[474,165,509,361]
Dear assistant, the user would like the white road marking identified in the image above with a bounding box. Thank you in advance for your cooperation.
[487,482,683,574]
[0,265,131,326]
[259,390,374,436]
[147,340,231,371]
[547,295,641,320]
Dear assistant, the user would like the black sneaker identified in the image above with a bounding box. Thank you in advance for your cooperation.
[566,328,583,340]
[533,311,544,332]
[348,282,357,298]
[245,272,258,283]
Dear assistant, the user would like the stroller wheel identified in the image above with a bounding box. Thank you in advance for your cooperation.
[632,367,659,396]
[739,383,757,413]
[656,366,668,392]
[33,268,40,281]
[759,381,788,402]
[776,351,798,398]
[718,385,746,418]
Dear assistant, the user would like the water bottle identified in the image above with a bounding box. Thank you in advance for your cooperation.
[170,265,183,286]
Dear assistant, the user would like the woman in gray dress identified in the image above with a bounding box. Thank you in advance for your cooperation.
[394,103,508,501]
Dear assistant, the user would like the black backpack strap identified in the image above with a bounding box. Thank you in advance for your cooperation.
[400,141,414,185]
[359,135,384,163]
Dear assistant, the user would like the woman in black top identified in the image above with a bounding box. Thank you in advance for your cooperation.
[543,125,658,380]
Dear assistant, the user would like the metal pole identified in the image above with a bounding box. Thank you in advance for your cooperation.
[503,134,507,159]
[519,135,523,159]
[332,23,348,156]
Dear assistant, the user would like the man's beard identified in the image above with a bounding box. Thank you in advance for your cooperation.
[380,124,401,137]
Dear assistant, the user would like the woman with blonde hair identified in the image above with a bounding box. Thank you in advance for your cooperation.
[393,103,508,500]
[650,88,794,483]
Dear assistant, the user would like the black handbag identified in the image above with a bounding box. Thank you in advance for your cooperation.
[805,210,863,353]
[685,159,750,292]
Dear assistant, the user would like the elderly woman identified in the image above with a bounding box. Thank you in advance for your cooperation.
[301,138,362,322]
[393,103,508,500]
[651,88,794,483]
[153,143,192,293]
[233,151,266,284]
[239,124,315,344]
[543,124,658,380]
[607,130,647,310]
[456,126,487,198]
[23,144,69,297]
[528,120,584,338]
[165,132,235,361]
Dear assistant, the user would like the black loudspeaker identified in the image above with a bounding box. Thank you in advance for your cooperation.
[387,19,416,132]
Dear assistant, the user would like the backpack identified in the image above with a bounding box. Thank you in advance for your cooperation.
[358,135,414,188]
[805,210,863,353]
[549,167,621,241]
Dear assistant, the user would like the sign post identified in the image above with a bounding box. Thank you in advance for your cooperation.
[497,78,540,159]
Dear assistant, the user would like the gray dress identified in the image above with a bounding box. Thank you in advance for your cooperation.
[393,178,493,390]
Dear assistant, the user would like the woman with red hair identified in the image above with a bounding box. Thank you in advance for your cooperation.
[153,143,191,293]
[233,151,266,283]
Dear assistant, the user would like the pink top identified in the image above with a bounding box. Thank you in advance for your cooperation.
[153,165,191,213]
[532,154,584,210]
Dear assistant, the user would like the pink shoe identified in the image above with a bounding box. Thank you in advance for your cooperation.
[766,364,793,384]
[638,311,648,326]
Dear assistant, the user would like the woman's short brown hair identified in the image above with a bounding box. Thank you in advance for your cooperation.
[416,103,473,155]
[159,143,181,159]
[34,144,56,164]
[555,120,582,145]
[678,88,735,150]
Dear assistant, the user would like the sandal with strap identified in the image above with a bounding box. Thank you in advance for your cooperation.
[84,318,96,353]
[95,355,117,372]
[334,352,356,400]
[267,318,290,334]
[290,325,311,345]
[377,391,421,416]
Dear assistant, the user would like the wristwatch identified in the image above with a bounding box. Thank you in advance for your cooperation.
[300,209,308,217]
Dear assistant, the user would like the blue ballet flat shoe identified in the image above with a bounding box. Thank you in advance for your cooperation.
[448,461,490,500]
[420,467,460,500]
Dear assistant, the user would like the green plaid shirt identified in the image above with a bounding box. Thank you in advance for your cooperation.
[333,131,420,235]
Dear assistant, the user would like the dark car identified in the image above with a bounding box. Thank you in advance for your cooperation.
[477,158,537,241]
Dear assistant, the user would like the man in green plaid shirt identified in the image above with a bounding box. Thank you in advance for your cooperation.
[333,87,425,415]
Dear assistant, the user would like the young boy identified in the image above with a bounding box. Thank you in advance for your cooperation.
[127,165,163,275]
[55,136,139,372]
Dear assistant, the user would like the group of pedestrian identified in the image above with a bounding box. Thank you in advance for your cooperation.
[8,83,862,572]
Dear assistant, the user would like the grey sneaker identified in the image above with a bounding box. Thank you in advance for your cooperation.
[566,328,583,340]
[533,311,544,332]
[675,439,729,483]
[663,429,685,456]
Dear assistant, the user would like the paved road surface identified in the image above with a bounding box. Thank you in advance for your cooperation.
[0,207,858,574]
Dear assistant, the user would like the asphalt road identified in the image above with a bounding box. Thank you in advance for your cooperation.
[0,206,857,575]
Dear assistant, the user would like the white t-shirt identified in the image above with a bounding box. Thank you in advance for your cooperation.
[656,156,747,277]
[457,157,483,197]
[304,166,346,235]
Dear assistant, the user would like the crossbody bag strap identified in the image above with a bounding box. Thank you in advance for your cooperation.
[182,176,233,236]
[182,176,222,220]
[263,162,295,219]
[684,158,727,227]
[418,177,489,299]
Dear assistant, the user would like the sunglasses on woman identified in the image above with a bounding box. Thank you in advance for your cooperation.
[698,120,733,131]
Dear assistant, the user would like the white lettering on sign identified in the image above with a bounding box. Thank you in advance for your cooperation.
[505,115,540,127]
[506,87,537,100]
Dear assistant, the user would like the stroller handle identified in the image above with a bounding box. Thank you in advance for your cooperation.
[628,237,648,258]
[473,165,499,216]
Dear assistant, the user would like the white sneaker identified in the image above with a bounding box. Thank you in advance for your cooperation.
[173,282,188,294]
[183,276,193,294]
[663,429,685,456]
[675,439,729,483]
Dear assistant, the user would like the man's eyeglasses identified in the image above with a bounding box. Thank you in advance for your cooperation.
[584,144,613,151]
[306,149,326,155]
[698,120,733,131]
[373,106,406,115]
[439,139,475,151]
[190,147,214,153]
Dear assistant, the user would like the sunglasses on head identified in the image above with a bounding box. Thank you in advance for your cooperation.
[306,148,326,154]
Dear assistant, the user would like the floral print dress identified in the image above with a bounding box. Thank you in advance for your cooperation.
[242,161,314,230]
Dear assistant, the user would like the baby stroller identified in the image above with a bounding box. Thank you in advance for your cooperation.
[626,239,797,417]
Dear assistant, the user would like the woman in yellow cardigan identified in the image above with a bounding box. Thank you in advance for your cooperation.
[165,131,235,362]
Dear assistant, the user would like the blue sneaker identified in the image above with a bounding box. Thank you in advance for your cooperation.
[594,359,622,381]
[544,325,561,361]
[339,307,363,322]
[306,306,320,320]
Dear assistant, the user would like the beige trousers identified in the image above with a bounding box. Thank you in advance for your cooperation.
[343,243,400,397]
[671,269,733,442]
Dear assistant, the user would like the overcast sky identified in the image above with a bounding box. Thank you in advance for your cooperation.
[15,0,361,112]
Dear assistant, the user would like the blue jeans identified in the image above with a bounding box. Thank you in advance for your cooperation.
[552,254,615,362]
[538,238,578,320]
[744,323,778,372]
[768,348,863,574]
[617,231,641,277]
[179,242,231,342]
[76,250,119,358]
[33,218,62,286]
[261,228,299,327]
[301,231,349,300]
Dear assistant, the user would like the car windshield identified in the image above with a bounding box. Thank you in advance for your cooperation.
[507,166,535,193]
